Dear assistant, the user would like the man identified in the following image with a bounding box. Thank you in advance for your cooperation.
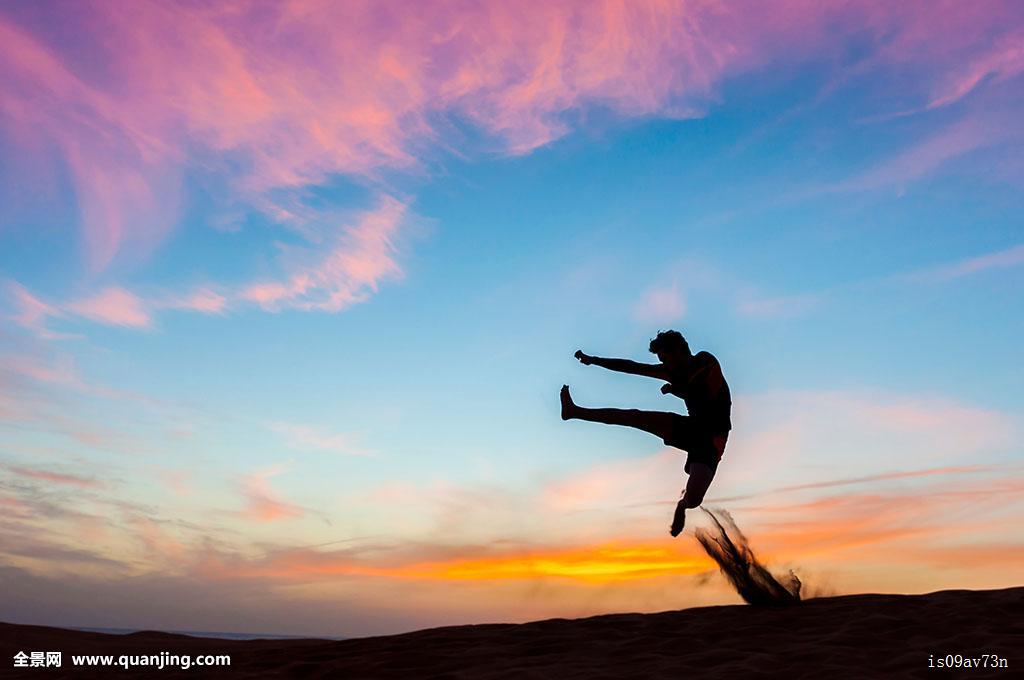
[560,330,732,537]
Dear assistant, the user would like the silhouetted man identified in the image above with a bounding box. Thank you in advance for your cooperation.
[560,330,732,537]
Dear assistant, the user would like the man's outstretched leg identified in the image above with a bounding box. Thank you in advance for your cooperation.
[560,385,674,441]
[670,462,715,537]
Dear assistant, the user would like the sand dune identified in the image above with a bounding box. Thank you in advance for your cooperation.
[1,586,1020,678]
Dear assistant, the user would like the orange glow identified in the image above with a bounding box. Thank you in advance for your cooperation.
[395,543,713,583]
[248,542,715,584]
[230,472,1024,590]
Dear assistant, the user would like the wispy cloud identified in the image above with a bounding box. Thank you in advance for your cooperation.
[3,464,103,489]
[532,388,1020,538]
[0,2,1019,343]
[3,1,1020,277]
[162,464,1024,590]
[0,351,80,388]
[239,464,303,523]
[633,282,685,324]
[129,516,186,563]
[730,238,1024,322]
[543,450,681,513]
[66,287,152,329]
[903,243,1024,283]
[0,333,208,457]
[5,196,410,334]
[926,37,1024,111]
[710,464,1001,503]
[832,118,996,194]
[2,446,1020,634]
[0,17,181,274]
[729,474,1024,571]
[157,469,193,497]
[270,422,369,457]
[159,288,229,315]
[3,281,75,340]
[240,196,408,313]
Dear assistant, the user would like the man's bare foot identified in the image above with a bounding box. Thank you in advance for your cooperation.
[560,385,576,420]
[670,499,687,537]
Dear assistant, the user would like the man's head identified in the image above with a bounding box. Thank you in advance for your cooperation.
[649,330,691,368]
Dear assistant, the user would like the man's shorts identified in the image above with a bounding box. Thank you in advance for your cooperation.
[661,414,729,475]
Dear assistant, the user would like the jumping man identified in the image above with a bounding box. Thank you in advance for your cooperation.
[560,330,732,537]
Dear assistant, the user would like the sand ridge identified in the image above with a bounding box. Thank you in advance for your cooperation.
[1,586,1020,678]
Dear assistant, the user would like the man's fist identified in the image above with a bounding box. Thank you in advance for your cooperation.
[574,350,593,365]
[661,383,674,395]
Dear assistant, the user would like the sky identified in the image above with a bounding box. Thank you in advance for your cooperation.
[0,0,1022,638]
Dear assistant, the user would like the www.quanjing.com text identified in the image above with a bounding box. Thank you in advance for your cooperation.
[70,652,231,670]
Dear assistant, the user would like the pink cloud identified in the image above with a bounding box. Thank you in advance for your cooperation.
[270,422,369,456]
[634,282,685,323]
[239,196,407,312]
[734,473,1024,563]
[240,465,304,523]
[3,196,406,330]
[3,281,75,340]
[160,287,229,315]
[0,352,80,387]
[158,469,193,497]
[2,1,1020,277]
[0,495,31,519]
[543,450,680,513]
[713,464,1000,503]
[130,516,186,562]
[0,18,180,273]
[853,396,1010,435]
[8,280,225,332]
[4,465,103,489]
[66,287,152,328]
[5,281,149,333]
[6,281,56,328]
[862,3,1024,112]
[926,34,1024,110]
[835,118,996,193]
[729,389,1017,472]
[909,243,1024,282]
[187,467,1024,596]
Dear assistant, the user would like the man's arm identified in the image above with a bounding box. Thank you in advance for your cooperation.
[575,350,669,380]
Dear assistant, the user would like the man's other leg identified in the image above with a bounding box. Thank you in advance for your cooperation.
[670,463,716,537]
[682,462,715,508]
